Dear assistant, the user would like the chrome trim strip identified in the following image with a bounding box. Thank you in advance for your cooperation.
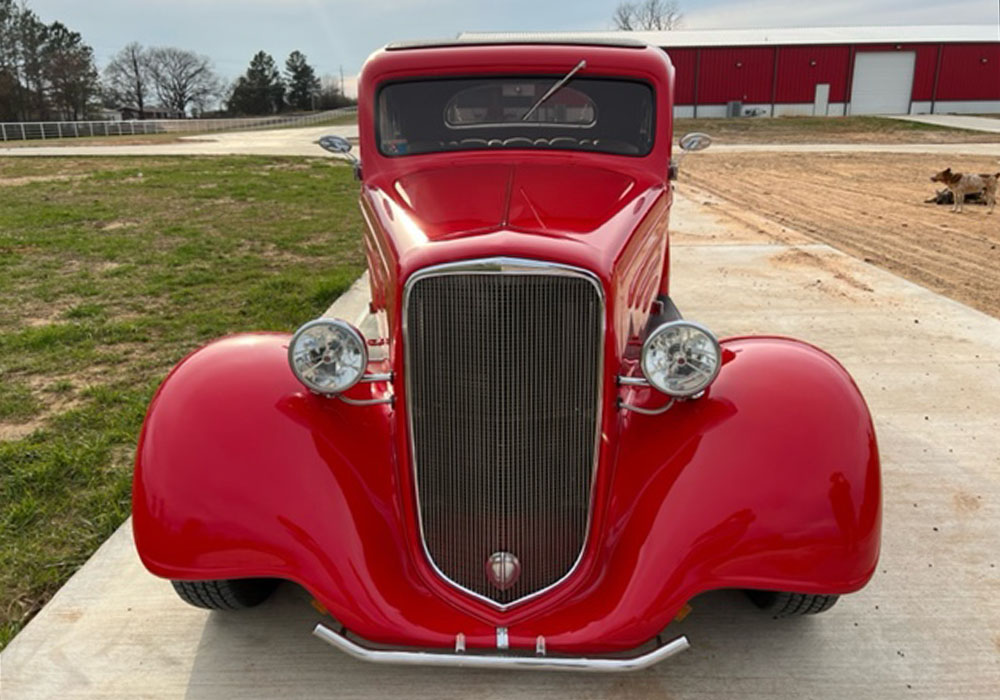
[337,394,394,407]
[360,372,394,383]
[313,624,690,672]
[617,376,650,387]
[402,256,607,611]
[618,398,675,416]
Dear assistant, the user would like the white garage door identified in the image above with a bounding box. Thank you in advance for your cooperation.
[850,52,916,115]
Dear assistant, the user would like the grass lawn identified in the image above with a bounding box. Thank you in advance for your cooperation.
[290,111,358,128]
[0,111,358,149]
[1,130,188,148]
[0,156,365,648]
[673,115,1000,143]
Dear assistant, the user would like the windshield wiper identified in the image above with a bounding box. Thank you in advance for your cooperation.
[521,59,587,122]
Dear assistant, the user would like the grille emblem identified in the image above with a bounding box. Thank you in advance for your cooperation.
[486,552,521,590]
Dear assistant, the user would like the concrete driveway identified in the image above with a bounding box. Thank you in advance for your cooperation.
[1,185,998,699]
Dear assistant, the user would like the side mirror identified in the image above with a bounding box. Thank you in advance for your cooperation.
[679,132,712,152]
[316,134,362,180]
[670,132,713,181]
[318,134,353,155]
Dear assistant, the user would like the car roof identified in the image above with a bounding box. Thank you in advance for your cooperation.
[385,37,648,51]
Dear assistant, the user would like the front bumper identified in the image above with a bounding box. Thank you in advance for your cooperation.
[313,623,690,672]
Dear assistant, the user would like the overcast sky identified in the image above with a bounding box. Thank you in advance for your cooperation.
[27,0,1000,96]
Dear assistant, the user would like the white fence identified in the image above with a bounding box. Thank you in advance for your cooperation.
[0,107,357,143]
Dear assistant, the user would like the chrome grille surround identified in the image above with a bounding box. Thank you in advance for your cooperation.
[403,258,605,609]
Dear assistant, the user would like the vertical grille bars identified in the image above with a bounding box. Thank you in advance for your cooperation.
[404,259,604,607]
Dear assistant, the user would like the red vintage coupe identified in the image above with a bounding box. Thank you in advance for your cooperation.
[133,38,881,671]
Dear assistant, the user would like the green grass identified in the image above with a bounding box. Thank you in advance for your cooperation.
[0,156,365,648]
[673,115,1000,143]
[277,111,357,129]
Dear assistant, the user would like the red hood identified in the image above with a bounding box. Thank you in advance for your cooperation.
[389,163,641,239]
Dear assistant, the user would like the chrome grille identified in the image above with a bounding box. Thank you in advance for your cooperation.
[405,260,603,607]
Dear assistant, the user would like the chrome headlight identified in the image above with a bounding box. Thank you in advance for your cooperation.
[288,319,367,395]
[640,321,721,398]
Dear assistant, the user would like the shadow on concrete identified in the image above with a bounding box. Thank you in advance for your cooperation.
[183,583,834,699]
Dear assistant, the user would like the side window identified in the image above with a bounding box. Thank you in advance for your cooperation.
[378,91,408,155]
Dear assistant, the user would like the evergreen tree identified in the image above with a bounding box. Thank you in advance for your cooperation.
[14,4,50,119]
[228,51,284,115]
[0,0,99,120]
[0,0,23,119]
[284,50,320,111]
[45,23,99,120]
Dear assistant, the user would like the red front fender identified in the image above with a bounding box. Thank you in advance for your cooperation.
[134,334,880,653]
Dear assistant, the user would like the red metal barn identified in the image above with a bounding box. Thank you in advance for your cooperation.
[461,26,1000,117]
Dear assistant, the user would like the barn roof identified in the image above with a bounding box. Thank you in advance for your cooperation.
[458,25,998,48]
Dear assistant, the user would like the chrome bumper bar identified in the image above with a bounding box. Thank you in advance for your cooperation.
[312,623,690,672]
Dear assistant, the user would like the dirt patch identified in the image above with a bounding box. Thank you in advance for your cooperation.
[55,608,83,623]
[685,152,1000,317]
[0,174,90,187]
[0,420,44,442]
[262,162,312,171]
[771,248,875,293]
[99,221,136,232]
[1,134,186,149]
[953,491,983,513]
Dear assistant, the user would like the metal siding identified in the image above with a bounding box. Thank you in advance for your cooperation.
[669,40,1000,109]
[695,47,775,104]
[774,46,852,103]
[935,44,1000,101]
[907,44,941,101]
[666,48,697,104]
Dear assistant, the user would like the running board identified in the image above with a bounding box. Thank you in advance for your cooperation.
[312,623,690,672]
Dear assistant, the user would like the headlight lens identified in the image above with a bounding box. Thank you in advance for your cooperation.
[288,319,367,395]
[640,321,721,398]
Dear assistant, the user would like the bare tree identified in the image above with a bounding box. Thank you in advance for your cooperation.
[316,74,354,109]
[612,3,636,30]
[612,0,683,30]
[148,47,220,116]
[103,42,150,118]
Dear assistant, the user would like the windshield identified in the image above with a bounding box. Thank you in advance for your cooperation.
[377,76,655,157]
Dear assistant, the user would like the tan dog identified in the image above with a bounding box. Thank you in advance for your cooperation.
[930,168,999,214]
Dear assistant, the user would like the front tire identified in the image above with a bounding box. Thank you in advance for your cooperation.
[746,591,839,617]
[171,578,279,611]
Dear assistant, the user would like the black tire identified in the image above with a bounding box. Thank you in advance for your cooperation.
[745,591,839,617]
[171,578,279,611]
